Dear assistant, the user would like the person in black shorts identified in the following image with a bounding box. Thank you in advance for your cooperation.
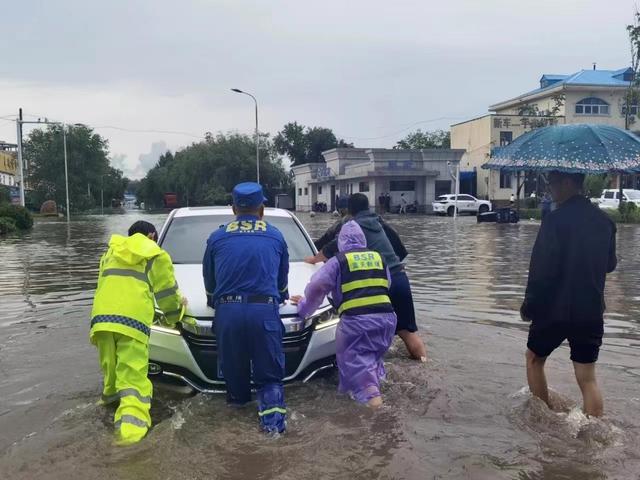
[306,193,426,361]
[521,171,617,417]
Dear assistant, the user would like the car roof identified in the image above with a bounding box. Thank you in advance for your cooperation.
[171,206,293,218]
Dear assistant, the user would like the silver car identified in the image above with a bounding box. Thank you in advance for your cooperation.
[148,207,338,393]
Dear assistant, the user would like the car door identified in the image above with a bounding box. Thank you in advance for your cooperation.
[458,195,475,212]
[602,191,615,208]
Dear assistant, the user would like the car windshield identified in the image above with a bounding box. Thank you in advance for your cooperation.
[160,214,314,264]
[626,190,640,200]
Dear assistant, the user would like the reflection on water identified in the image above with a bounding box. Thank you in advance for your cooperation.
[0,212,639,479]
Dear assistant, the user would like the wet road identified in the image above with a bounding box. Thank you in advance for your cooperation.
[0,212,638,479]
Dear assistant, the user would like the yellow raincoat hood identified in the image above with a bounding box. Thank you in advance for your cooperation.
[108,233,162,265]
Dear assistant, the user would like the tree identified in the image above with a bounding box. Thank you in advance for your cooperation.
[584,174,608,199]
[24,124,125,212]
[137,132,292,209]
[394,129,451,149]
[273,122,353,166]
[625,10,640,130]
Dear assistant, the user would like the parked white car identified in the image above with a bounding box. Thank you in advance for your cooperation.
[432,194,492,216]
[593,189,640,210]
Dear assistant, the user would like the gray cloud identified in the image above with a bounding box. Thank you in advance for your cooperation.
[0,0,633,168]
[136,141,169,176]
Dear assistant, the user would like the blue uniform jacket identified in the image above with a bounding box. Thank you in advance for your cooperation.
[203,215,289,307]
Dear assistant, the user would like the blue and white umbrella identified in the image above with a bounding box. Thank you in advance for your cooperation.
[483,124,640,174]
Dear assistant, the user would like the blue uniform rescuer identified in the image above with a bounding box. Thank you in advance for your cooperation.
[203,182,290,434]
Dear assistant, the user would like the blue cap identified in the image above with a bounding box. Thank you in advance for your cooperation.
[232,182,267,208]
[337,196,349,209]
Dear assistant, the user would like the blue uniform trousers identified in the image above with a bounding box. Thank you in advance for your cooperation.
[215,302,286,433]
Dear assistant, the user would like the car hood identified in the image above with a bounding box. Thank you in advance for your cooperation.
[174,262,328,318]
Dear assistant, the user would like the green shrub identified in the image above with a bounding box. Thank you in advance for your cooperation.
[519,208,542,220]
[0,217,17,235]
[0,204,34,230]
[0,186,11,204]
[607,202,640,223]
[584,174,608,199]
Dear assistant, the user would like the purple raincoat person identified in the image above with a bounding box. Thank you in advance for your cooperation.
[291,221,397,408]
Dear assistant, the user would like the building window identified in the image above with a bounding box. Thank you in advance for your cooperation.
[575,97,609,115]
[359,182,370,192]
[298,188,302,196]
[318,185,322,195]
[390,180,416,191]
[499,131,513,146]
[304,187,308,196]
[499,170,512,189]
[435,180,451,197]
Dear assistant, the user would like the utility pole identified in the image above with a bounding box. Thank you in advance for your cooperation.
[18,114,73,221]
[63,125,70,223]
[16,109,25,206]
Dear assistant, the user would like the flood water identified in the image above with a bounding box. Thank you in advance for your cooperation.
[0,212,639,479]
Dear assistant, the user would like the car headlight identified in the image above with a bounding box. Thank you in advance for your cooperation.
[312,307,339,330]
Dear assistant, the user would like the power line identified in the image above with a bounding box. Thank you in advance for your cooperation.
[334,116,467,141]
[92,125,205,139]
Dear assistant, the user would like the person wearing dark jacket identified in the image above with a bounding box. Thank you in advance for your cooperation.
[306,193,426,361]
[521,171,617,417]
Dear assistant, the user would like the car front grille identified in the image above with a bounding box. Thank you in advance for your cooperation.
[181,322,314,381]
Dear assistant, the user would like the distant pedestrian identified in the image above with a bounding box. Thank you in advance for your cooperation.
[399,193,408,214]
[378,193,385,214]
[521,171,617,417]
[292,221,397,408]
[384,193,391,213]
[510,193,515,207]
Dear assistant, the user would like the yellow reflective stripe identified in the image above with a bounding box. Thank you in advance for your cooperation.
[114,414,149,429]
[155,284,178,300]
[118,388,151,404]
[102,268,148,284]
[341,278,389,293]
[279,285,288,293]
[338,295,391,315]
[258,407,287,417]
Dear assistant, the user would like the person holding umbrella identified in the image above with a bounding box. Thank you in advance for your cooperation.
[521,171,617,416]
[482,124,640,416]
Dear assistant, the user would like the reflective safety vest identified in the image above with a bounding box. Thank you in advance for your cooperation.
[90,234,183,345]
[336,249,394,316]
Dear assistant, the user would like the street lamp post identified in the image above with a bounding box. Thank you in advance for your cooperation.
[447,161,460,220]
[231,88,260,183]
[62,125,70,223]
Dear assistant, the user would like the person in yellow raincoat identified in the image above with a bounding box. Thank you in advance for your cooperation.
[90,220,184,445]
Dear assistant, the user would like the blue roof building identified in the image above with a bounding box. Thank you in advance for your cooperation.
[490,66,634,116]
[451,66,636,201]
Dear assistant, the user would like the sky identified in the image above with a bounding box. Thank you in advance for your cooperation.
[0,0,633,179]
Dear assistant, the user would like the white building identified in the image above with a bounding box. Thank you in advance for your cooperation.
[292,147,464,212]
